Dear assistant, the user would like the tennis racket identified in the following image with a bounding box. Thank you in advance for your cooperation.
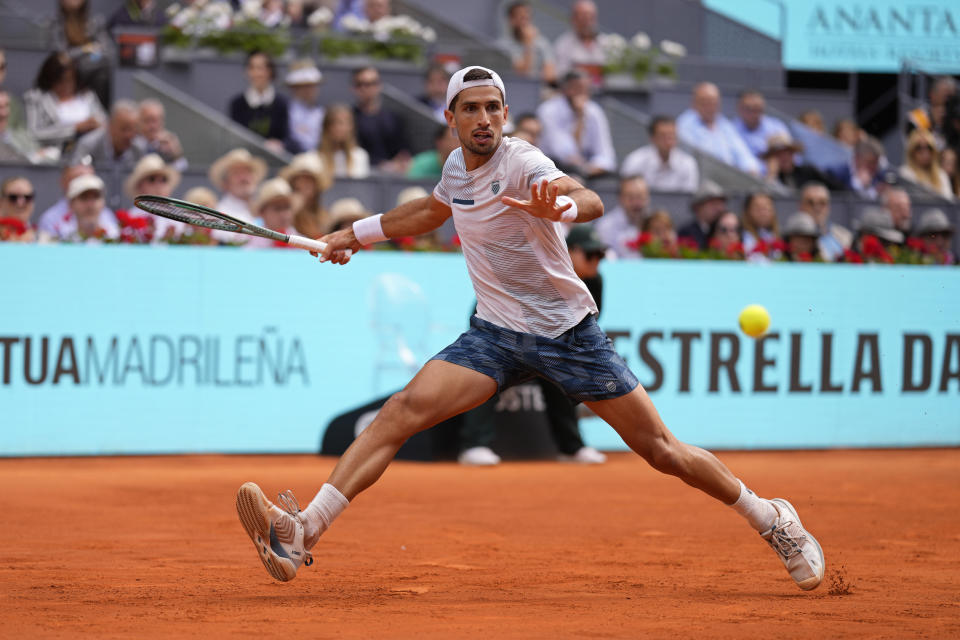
[134,195,349,256]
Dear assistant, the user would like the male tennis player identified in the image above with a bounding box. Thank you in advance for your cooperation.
[236,66,825,590]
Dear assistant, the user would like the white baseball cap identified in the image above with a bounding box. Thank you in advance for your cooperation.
[66,174,105,200]
[445,66,506,110]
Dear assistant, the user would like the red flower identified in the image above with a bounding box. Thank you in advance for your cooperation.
[678,236,699,250]
[395,236,416,248]
[861,235,883,257]
[451,234,461,247]
[843,249,864,264]
[796,252,813,262]
[0,217,28,236]
[771,239,788,253]
[726,241,744,256]
[751,239,769,255]
[906,237,927,253]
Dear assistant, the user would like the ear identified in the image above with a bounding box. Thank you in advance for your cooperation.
[444,108,455,127]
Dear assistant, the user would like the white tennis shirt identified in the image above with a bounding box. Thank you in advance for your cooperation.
[433,136,598,338]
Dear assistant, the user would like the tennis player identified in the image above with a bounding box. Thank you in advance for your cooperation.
[236,66,825,590]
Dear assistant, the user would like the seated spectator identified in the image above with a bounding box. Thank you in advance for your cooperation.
[856,207,904,253]
[708,211,743,257]
[69,99,145,169]
[620,115,698,192]
[762,133,840,191]
[899,129,953,199]
[49,174,117,242]
[326,197,370,234]
[0,91,36,162]
[498,1,556,85]
[418,64,450,124]
[246,179,298,249]
[537,70,615,177]
[882,187,913,237]
[319,104,371,180]
[942,147,960,197]
[407,124,459,179]
[914,208,956,264]
[107,0,165,34]
[0,49,26,130]
[677,180,727,249]
[37,163,117,236]
[24,52,105,152]
[831,118,861,149]
[397,186,429,207]
[798,181,851,262]
[733,89,789,162]
[740,191,780,255]
[907,76,956,150]
[50,0,113,107]
[335,0,391,30]
[280,152,333,239]
[351,66,410,171]
[553,0,605,78]
[594,175,649,257]
[209,148,268,225]
[781,212,820,262]
[182,186,218,210]
[510,112,542,148]
[677,82,761,175]
[284,59,325,154]
[229,51,290,155]
[0,177,37,243]
[797,110,825,134]
[123,153,180,238]
[641,210,678,255]
[138,99,186,171]
[828,137,886,199]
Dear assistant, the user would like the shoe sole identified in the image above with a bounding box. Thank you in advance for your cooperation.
[771,498,825,591]
[236,482,297,582]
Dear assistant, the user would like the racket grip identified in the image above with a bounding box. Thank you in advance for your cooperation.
[287,234,352,257]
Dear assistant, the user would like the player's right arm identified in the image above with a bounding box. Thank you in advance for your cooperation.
[316,195,452,265]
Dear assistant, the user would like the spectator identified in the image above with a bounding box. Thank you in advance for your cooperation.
[942,147,960,197]
[49,174,116,242]
[69,99,146,167]
[900,129,953,199]
[246,178,298,249]
[319,104,371,180]
[208,148,268,224]
[762,133,840,191]
[335,0,391,30]
[908,76,957,150]
[123,153,180,238]
[0,48,5,87]
[351,66,409,170]
[708,211,742,256]
[856,207,904,252]
[107,0,165,34]
[781,212,820,262]
[510,112,542,147]
[418,64,450,124]
[797,110,825,134]
[677,180,727,249]
[327,197,370,233]
[183,186,217,208]
[740,191,780,256]
[594,175,649,257]
[0,177,37,243]
[138,99,186,171]
[407,124,459,179]
[280,152,333,239]
[498,1,556,85]
[829,137,886,199]
[396,185,429,207]
[0,91,35,162]
[831,118,861,149]
[284,59,325,154]
[620,115,698,192]
[37,163,117,236]
[229,51,290,155]
[50,0,113,108]
[24,52,105,152]
[537,69,615,177]
[798,181,852,262]
[882,187,913,237]
[641,209,678,254]
[0,49,26,130]
[733,89,789,161]
[914,208,956,264]
[553,0,605,77]
[677,82,761,175]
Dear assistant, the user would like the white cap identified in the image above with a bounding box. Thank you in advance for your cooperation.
[285,65,323,86]
[445,66,506,110]
[67,174,105,200]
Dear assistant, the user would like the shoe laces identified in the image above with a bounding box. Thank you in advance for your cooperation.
[768,520,807,559]
[276,490,314,567]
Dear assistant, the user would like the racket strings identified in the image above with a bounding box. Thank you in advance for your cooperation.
[134,197,243,232]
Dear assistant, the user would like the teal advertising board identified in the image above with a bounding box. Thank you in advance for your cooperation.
[1,245,958,455]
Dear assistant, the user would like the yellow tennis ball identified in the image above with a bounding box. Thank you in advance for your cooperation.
[739,304,771,338]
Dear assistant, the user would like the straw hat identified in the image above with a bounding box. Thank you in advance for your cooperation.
[251,178,298,216]
[285,59,323,86]
[67,174,105,200]
[914,208,954,235]
[396,185,428,207]
[279,152,333,192]
[761,133,804,158]
[857,207,904,244]
[208,148,268,191]
[690,180,726,207]
[124,153,181,200]
[328,197,370,228]
[182,186,218,210]
[781,212,820,239]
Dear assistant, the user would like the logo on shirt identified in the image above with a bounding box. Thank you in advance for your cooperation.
[491,180,501,195]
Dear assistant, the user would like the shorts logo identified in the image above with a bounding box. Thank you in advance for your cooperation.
[605,381,617,392]
[491,180,501,195]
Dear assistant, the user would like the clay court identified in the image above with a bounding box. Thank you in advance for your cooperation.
[2,449,958,639]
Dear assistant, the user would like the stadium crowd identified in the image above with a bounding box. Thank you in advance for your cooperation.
[0,0,957,264]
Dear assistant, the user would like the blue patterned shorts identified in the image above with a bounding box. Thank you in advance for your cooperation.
[431,314,639,403]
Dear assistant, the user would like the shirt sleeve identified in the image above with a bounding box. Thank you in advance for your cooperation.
[518,141,566,191]
[432,169,451,205]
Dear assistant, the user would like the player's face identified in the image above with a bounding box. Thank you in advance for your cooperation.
[446,86,507,159]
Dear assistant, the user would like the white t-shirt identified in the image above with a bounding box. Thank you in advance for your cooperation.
[433,136,598,338]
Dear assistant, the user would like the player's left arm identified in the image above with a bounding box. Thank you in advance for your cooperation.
[501,177,604,223]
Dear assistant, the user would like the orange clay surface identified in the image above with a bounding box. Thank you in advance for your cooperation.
[1,449,959,639]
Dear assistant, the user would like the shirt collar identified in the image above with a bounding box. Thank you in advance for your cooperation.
[244,86,276,108]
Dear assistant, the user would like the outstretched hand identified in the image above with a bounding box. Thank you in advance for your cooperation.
[309,227,361,265]
[501,179,572,222]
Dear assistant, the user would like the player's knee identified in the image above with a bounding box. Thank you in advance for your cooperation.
[383,389,430,426]
[645,437,686,476]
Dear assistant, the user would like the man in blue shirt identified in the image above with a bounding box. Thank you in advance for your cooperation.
[676,82,761,175]
[733,89,789,164]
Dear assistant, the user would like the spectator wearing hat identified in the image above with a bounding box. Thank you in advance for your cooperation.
[182,186,218,210]
[280,152,333,239]
[246,178,299,249]
[594,175,649,258]
[798,181,852,262]
[537,69,616,178]
[407,124,460,179]
[498,1,557,85]
[740,191,780,257]
[69,99,145,168]
[327,197,370,234]
[882,187,913,237]
[351,66,410,171]
[762,133,839,191]
[914,208,956,264]
[0,177,37,243]
[319,104,370,180]
[677,180,727,249]
[229,51,289,155]
[781,212,820,262]
[620,115,698,193]
[900,129,953,199]
[856,207,905,255]
[50,174,116,242]
[123,153,180,239]
[285,60,325,154]
[732,89,789,161]
[37,163,117,237]
[138,99,186,172]
[209,148,268,229]
[677,83,761,175]
[552,0,605,78]
[828,137,887,199]
[418,64,451,124]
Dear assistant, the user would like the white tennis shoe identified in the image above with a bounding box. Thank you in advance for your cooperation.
[761,498,825,590]
[236,482,313,582]
[458,446,501,466]
[558,446,607,464]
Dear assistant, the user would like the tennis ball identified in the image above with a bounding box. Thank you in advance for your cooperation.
[739,304,771,338]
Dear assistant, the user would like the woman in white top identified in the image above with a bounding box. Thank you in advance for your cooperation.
[318,104,370,183]
[24,51,105,151]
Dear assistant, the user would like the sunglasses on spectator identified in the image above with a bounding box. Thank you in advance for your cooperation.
[717,225,740,233]
[5,192,34,203]
[144,174,169,184]
[914,145,934,152]
[803,198,828,206]
[354,80,380,88]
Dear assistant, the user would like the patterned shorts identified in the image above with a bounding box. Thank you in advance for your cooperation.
[431,314,639,403]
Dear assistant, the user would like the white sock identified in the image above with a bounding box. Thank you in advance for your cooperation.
[300,483,349,548]
[728,479,778,532]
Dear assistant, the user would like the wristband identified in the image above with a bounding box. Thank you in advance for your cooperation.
[353,213,387,245]
[556,195,578,223]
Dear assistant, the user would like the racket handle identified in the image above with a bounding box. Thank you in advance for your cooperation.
[287,234,352,257]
